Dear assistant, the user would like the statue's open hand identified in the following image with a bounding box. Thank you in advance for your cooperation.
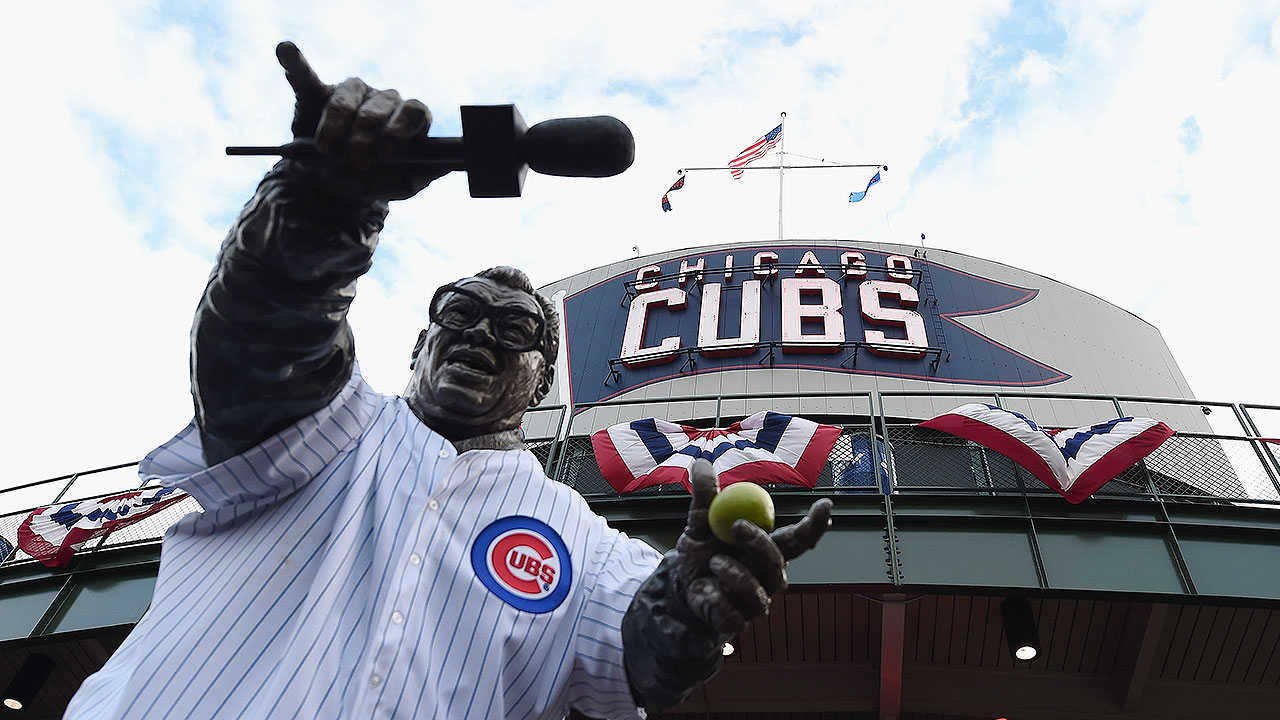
[276,41,448,203]
[675,459,833,640]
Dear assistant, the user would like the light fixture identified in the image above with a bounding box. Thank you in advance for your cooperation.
[721,641,735,657]
[1000,597,1041,662]
[3,653,54,710]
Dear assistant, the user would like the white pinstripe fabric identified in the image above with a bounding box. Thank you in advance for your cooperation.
[65,368,660,720]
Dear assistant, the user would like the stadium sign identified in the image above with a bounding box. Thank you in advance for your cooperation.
[561,245,1068,406]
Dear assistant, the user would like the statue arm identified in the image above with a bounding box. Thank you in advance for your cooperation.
[191,44,446,466]
[191,160,387,466]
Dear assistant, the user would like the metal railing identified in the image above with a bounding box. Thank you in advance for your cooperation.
[2,391,1277,570]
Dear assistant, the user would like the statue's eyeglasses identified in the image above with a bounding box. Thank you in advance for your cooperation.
[429,284,546,352]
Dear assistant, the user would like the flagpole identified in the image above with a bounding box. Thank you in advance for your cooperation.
[678,162,881,172]
[777,112,786,242]
[881,172,892,244]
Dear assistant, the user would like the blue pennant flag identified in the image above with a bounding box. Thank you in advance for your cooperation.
[849,170,881,203]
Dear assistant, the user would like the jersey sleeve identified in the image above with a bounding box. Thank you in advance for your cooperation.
[567,528,662,719]
[138,366,385,519]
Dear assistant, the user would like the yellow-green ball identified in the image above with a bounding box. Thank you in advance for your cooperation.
[708,483,776,545]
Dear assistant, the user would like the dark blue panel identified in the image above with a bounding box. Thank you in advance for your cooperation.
[563,245,1070,406]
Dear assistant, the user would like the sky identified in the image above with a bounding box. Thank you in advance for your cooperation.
[2,0,1279,488]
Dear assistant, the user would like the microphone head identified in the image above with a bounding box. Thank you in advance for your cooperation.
[524,116,635,178]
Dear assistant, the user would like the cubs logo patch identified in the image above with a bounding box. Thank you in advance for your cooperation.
[470,516,572,613]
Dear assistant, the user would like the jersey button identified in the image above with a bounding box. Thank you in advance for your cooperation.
[428,499,440,511]
[438,449,449,459]
[391,611,404,624]
[370,674,382,688]
[409,553,422,566]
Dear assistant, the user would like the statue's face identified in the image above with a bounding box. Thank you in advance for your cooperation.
[405,276,547,440]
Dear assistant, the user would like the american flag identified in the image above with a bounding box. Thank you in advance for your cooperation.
[728,123,783,178]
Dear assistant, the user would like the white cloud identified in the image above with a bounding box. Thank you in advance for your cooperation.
[1,0,1277,491]
[1014,50,1059,87]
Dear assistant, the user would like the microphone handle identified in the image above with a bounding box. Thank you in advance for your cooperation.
[225,137,468,169]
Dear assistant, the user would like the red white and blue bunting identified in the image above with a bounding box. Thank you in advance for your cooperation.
[591,411,842,493]
[17,486,189,567]
[919,403,1174,503]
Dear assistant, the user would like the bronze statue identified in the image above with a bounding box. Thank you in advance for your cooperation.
[64,43,832,720]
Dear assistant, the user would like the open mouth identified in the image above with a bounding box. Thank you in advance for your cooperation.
[444,347,499,375]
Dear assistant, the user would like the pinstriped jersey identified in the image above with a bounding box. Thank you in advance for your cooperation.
[65,368,661,720]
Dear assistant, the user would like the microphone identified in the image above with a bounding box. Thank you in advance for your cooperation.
[226,104,635,198]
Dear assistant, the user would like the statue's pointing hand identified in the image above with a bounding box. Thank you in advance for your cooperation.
[676,459,834,640]
[275,41,448,203]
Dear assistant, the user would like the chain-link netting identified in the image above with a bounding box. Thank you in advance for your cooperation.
[5,397,1279,567]
[880,425,1280,502]
[1262,441,1280,485]
[1144,435,1280,501]
[552,436,689,497]
[542,422,1280,504]
[526,438,555,469]
[1229,404,1280,493]
[814,427,892,493]
[883,425,1153,497]
[887,425,1011,492]
[0,507,28,563]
